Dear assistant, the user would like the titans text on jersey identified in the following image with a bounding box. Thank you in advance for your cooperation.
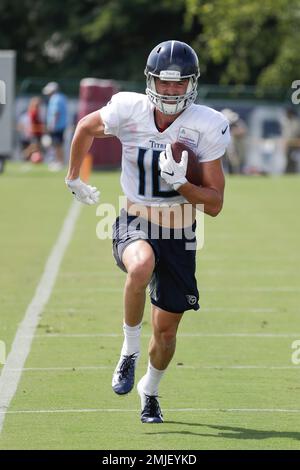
[99,92,230,206]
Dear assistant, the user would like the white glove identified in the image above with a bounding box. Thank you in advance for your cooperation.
[65,177,100,205]
[159,144,188,190]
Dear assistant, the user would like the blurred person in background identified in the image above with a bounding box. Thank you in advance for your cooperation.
[42,81,68,171]
[221,108,248,174]
[27,96,44,163]
[17,109,31,161]
[17,98,44,163]
[282,107,300,173]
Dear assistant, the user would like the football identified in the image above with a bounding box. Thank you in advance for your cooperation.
[171,141,202,186]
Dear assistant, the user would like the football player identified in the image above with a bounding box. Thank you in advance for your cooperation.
[66,40,230,423]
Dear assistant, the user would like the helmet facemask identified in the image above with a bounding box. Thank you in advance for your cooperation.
[145,73,198,115]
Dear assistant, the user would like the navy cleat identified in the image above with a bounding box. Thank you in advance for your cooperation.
[112,352,139,395]
[137,379,164,423]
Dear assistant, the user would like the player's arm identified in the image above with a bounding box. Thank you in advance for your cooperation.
[65,111,111,205]
[175,116,229,216]
[177,158,225,217]
[66,111,110,180]
[159,144,225,217]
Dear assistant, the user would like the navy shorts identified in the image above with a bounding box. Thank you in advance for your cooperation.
[112,209,200,314]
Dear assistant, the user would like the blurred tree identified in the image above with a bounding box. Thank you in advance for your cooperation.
[1,0,299,87]
[186,0,300,86]
[0,0,199,81]
[79,0,197,81]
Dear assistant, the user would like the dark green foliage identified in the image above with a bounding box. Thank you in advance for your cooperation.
[1,0,300,86]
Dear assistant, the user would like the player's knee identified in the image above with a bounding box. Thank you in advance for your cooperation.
[155,327,177,349]
[127,258,154,288]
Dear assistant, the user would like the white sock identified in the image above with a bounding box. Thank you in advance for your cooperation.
[140,361,166,396]
[120,321,142,356]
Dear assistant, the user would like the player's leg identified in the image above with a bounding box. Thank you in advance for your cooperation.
[136,223,199,422]
[112,239,156,395]
[122,240,155,326]
[148,306,183,370]
[137,306,183,423]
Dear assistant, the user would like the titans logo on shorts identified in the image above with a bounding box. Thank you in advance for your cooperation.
[112,209,200,313]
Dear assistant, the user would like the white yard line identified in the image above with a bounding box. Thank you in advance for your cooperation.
[54,287,124,293]
[40,307,280,315]
[52,286,300,293]
[176,365,300,370]
[1,407,300,415]
[4,364,299,372]
[203,307,277,313]
[0,200,81,433]
[204,287,300,293]
[30,333,300,338]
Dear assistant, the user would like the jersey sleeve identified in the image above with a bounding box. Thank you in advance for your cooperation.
[197,116,231,162]
[99,92,134,138]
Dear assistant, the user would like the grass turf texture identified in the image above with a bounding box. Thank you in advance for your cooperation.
[0,162,299,449]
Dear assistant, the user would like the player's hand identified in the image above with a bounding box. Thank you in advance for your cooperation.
[65,177,100,205]
[159,144,188,190]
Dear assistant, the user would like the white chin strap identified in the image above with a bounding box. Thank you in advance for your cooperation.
[146,76,196,115]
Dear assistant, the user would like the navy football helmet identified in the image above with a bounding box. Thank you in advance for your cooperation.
[144,40,200,115]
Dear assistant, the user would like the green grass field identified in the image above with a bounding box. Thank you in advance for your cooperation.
[0,162,300,450]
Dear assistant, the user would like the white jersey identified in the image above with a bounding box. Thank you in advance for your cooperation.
[99,92,230,205]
